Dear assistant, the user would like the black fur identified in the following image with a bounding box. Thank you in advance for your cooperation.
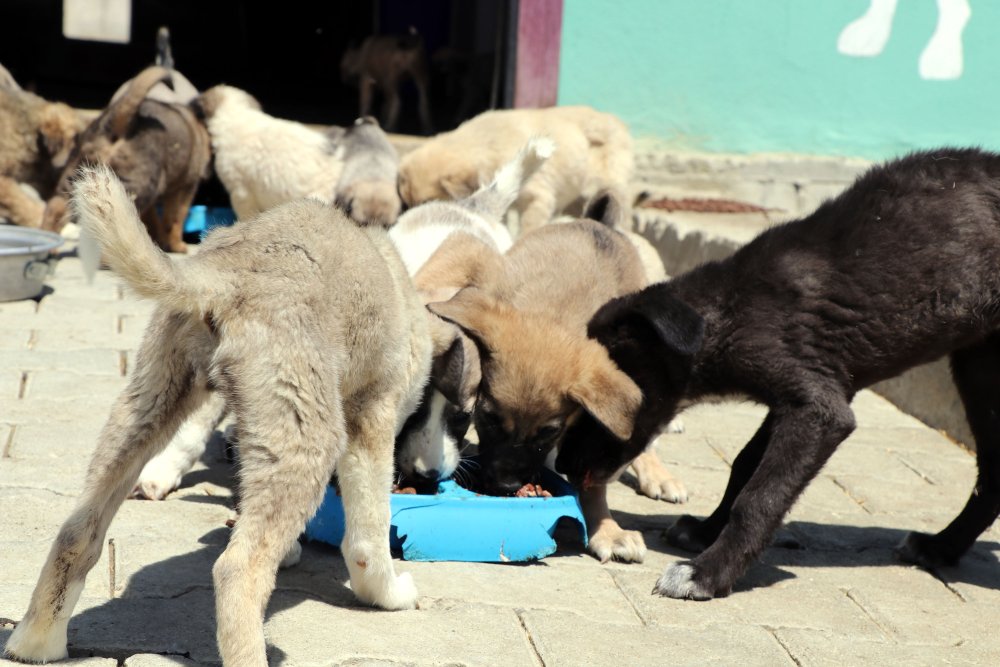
[557,147,1000,598]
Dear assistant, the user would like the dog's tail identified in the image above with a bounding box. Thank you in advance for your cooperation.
[155,26,175,70]
[108,66,171,139]
[462,136,555,220]
[75,165,230,314]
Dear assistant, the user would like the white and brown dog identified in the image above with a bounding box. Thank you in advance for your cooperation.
[4,165,430,665]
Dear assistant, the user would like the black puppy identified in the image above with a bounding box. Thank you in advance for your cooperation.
[556,147,1000,600]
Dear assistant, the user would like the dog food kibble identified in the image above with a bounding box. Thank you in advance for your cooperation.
[515,483,552,498]
[392,484,418,494]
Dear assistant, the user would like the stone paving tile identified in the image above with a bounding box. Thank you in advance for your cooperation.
[0,328,31,351]
[774,628,998,666]
[520,609,795,667]
[123,655,203,667]
[21,370,128,401]
[265,595,539,667]
[0,349,123,376]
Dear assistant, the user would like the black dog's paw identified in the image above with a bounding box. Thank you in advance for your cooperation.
[652,561,729,600]
[664,515,716,553]
[895,531,960,569]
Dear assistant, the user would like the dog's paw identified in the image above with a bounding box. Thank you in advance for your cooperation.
[131,458,185,500]
[895,531,960,570]
[664,515,716,553]
[4,617,70,664]
[637,470,688,504]
[589,523,646,564]
[652,562,717,600]
[369,572,419,611]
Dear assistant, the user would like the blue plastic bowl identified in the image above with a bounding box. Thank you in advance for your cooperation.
[304,469,588,563]
[183,205,237,238]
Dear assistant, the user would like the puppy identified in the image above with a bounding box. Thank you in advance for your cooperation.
[0,81,85,202]
[398,106,633,235]
[557,147,1000,600]
[389,137,553,483]
[335,116,401,226]
[0,176,44,227]
[340,31,433,134]
[195,85,345,219]
[429,200,661,562]
[0,62,20,91]
[4,165,429,664]
[43,66,212,252]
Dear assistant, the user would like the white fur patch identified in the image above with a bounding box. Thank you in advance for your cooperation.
[396,390,460,480]
[653,563,711,600]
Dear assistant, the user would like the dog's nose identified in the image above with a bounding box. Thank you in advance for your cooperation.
[416,469,441,482]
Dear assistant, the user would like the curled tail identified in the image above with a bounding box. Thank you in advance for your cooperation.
[463,136,555,220]
[108,66,171,139]
[74,165,230,314]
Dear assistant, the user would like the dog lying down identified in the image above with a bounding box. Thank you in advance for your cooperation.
[4,166,430,665]
[556,147,1000,600]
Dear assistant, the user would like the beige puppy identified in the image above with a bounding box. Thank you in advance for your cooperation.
[4,166,430,665]
[428,196,676,562]
[398,106,633,234]
[196,85,345,219]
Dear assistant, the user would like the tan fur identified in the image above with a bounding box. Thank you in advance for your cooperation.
[399,107,633,234]
[4,166,430,666]
[41,66,211,252]
[0,87,85,201]
[0,176,44,227]
[196,85,345,220]
[338,179,401,227]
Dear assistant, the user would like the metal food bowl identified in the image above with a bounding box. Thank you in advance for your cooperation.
[0,225,63,302]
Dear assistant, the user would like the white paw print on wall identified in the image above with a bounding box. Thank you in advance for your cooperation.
[837,0,971,80]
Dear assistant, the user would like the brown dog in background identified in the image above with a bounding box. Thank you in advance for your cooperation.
[340,30,433,134]
[42,66,211,252]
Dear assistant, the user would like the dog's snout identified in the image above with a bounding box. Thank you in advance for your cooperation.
[416,468,441,482]
[493,478,524,495]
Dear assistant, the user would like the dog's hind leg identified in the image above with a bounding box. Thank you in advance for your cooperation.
[210,327,344,666]
[630,445,688,503]
[898,336,1000,568]
[133,389,227,500]
[4,312,206,663]
[339,400,418,610]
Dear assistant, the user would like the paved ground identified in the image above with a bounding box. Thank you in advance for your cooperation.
[2,248,999,667]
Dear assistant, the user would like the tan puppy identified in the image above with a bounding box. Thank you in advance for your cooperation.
[196,85,345,219]
[398,106,633,234]
[429,203,653,562]
[4,166,430,665]
[0,83,84,202]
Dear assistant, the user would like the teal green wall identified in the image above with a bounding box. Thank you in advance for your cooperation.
[558,0,1000,159]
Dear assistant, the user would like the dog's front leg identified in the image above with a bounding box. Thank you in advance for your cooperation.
[579,484,646,563]
[666,413,775,553]
[655,401,855,600]
[338,405,417,610]
[630,445,688,503]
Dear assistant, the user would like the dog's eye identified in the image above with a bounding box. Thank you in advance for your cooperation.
[534,425,561,442]
[447,411,472,431]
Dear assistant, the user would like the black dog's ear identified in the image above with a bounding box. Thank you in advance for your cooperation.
[583,189,625,228]
[589,288,705,365]
[431,330,481,409]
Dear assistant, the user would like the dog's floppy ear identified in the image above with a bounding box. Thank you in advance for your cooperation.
[440,173,477,200]
[584,189,626,228]
[568,342,643,441]
[429,320,482,410]
[427,286,502,357]
[589,287,705,380]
